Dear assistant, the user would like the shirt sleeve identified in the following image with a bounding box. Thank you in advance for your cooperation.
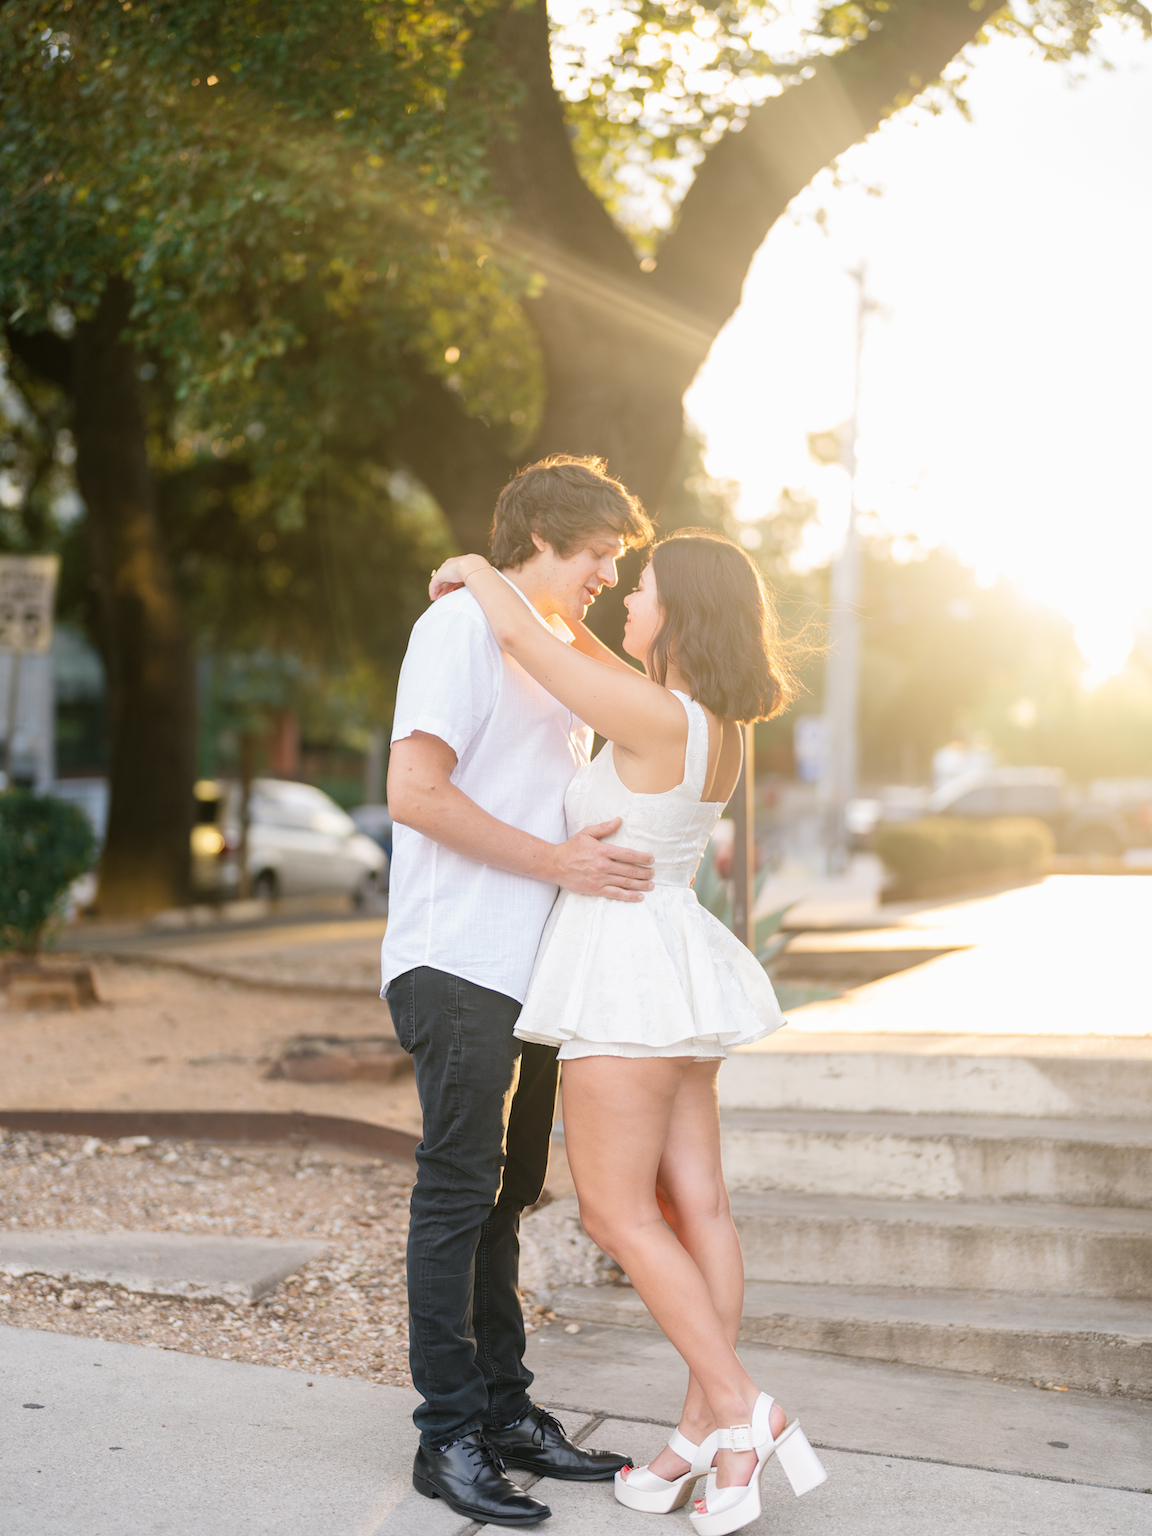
[391,599,500,763]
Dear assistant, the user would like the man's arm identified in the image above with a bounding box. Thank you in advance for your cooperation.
[388,732,655,901]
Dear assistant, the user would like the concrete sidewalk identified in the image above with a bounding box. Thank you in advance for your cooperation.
[783,876,1152,1037]
[5,1321,1148,1536]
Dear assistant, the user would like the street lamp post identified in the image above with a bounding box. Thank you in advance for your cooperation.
[820,267,869,873]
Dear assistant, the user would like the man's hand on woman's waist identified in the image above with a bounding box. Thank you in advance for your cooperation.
[550,819,655,902]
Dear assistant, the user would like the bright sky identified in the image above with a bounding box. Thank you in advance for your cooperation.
[683,24,1152,685]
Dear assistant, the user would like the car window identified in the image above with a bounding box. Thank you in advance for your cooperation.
[251,783,354,836]
[949,787,1000,815]
[250,793,315,831]
[1008,784,1061,814]
[311,806,355,836]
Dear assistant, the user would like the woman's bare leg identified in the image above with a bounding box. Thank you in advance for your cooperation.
[561,1056,783,1489]
[645,1060,747,1477]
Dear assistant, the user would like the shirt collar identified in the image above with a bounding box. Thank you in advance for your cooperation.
[494,568,575,644]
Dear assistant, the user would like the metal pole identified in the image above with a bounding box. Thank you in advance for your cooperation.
[731,722,755,948]
[238,728,255,900]
[2,648,21,788]
[821,267,867,874]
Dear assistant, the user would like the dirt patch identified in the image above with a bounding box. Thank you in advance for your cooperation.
[0,1129,569,1387]
[0,959,421,1134]
[0,1129,418,1385]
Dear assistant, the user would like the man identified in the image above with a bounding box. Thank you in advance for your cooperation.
[382,455,655,1527]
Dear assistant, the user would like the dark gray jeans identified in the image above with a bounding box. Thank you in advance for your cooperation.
[386,965,559,1446]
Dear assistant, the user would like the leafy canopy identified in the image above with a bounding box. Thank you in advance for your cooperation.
[0,0,536,729]
[553,0,1152,242]
[0,0,536,434]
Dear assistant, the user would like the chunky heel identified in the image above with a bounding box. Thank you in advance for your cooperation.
[688,1394,827,1536]
[773,1423,827,1497]
[413,1474,440,1500]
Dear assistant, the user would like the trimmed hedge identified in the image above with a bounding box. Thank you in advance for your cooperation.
[0,790,96,953]
[873,816,1054,886]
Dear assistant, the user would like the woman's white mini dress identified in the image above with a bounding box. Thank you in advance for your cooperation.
[513,691,785,1060]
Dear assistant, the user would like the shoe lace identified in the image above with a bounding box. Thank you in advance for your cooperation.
[530,1408,567,1447]
[468,1436,508,1474]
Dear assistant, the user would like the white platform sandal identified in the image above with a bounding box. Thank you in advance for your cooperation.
[687,1393,826,1536]
[613,1427,719,1513]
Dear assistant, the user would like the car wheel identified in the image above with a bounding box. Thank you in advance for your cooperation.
[253,869,279,902]
[1070,826,1120,858]
[352,871,380,910]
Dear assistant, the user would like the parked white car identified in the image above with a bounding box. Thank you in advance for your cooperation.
[192,778,386,904]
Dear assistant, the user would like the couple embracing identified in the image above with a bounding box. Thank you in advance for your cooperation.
[380,455,827,1532]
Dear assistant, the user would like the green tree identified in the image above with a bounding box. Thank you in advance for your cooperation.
[855,540,1081,782]
[853,538,1152,786]
[1,0,508,910]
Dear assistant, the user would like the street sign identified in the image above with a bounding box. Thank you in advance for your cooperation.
[0,555,59,654]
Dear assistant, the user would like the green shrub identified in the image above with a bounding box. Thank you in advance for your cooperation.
[0,790,96,953]
[873,816,1055,886]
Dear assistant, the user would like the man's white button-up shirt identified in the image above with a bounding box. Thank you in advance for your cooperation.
[380,576,591,1004]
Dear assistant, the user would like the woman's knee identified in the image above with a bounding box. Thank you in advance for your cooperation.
[575,1199,620,1260]
[577,1197,661,1261]
[655,1173,731,1230]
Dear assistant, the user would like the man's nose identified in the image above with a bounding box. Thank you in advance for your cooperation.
[599,558,620,588]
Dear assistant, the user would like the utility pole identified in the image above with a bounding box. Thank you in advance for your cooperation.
[819,267,869,873]
[730,722,755,948]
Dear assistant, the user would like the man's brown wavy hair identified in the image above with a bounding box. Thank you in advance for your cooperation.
[490,454,652,568]
[645,529,796,724]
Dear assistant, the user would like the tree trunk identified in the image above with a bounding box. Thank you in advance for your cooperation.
[72,279,196,914]
[397,0,1001,641]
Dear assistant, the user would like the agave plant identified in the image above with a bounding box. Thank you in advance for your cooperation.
[693,836,835,1010]
[693,838,791,963]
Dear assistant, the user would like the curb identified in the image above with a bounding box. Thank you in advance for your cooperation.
[0,1108,418,1160]
[96,950,378,998]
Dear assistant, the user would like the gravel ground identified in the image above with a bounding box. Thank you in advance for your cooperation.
[1,1129,570,1387]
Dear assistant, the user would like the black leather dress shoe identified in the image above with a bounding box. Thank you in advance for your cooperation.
[413,1433,551,1526]
[485,1405,632,1482]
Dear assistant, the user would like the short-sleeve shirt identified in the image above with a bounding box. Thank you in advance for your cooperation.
[380,576,592,1004]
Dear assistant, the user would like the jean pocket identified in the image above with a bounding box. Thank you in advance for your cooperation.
[387,974,417,1055]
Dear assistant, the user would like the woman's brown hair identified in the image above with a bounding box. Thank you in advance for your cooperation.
[646,529,795,724]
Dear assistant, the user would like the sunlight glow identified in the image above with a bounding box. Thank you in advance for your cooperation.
[685,26,1152,686]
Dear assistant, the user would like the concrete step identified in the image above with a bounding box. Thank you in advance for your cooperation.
[729,1190,1152,1299]
[718,1043,1152,1118]
[775,928,971,984]
[719,1110,1152,1206]
[550,1280,1152,1399]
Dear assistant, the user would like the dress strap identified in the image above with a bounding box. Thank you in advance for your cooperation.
[670,690,710,801]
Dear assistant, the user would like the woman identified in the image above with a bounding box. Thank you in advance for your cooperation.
[429,529,826,1535]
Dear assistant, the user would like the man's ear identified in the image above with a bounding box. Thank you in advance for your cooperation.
[530,531,549,556]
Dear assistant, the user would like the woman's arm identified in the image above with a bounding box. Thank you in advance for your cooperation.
[570,620,641,675]
[429,556,684,755]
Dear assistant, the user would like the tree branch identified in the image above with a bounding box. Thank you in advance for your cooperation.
[4,324,74,392]
[655,0,1002,327]
[482,0,639,276]
[387,365,516,554]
